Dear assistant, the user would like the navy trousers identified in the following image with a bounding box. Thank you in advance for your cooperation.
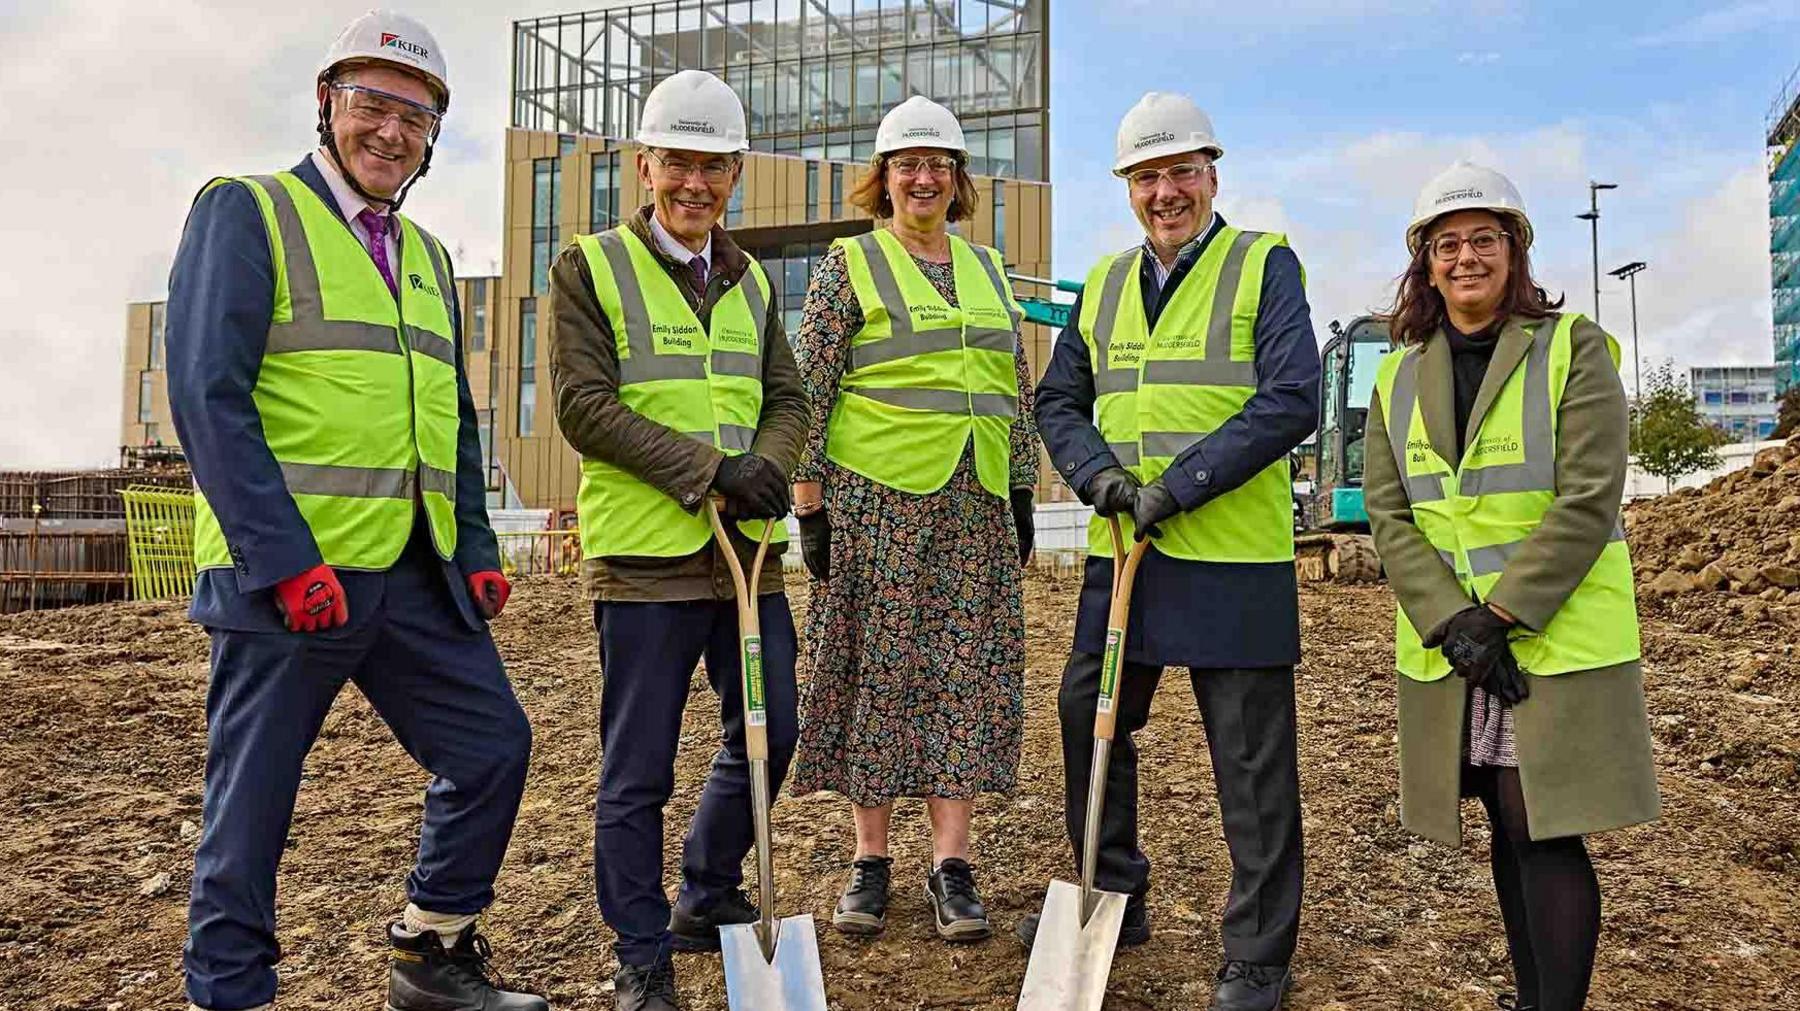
[592,595,798,967]
[184,542,533,1011]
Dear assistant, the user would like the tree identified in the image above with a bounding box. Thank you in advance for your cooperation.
[1775,384,1800,440]
[1629,362,1729,492]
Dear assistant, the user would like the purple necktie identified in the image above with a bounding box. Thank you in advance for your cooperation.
[688,254,708,292]
[356,208,398,297]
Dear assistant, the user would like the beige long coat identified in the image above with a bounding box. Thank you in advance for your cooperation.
[1364,314,1661,844]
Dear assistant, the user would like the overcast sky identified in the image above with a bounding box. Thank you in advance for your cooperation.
[2,0,1795,468]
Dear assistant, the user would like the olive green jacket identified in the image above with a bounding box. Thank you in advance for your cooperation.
[1365,314,1660,843]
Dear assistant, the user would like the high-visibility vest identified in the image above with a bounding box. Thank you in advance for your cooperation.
[1372,312,1640,680]
[1079,227,1295,561]
[572,226,788,558]
[826,229,1022,498]
[192,172,461,572]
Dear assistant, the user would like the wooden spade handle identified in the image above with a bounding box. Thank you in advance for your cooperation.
[705,501,776,760]
[1092,515,1151,742]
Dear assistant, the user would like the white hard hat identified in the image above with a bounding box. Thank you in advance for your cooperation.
[637,70,749,154]
[875,96,966,155]
[320,10,449,110]
[1113,92,1223,175]
[1406,160,1534,253]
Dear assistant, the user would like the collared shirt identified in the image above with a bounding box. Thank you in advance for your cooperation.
[1144,212,1219,291]
[648,210,713,285]
[309,149,400,271]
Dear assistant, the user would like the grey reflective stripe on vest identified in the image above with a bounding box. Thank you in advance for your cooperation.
[597,231,708,384]
[712,264,771,379]
[1090,249,1140,396]
[1456,319,1558,496]
[251,175,402,357]
[1108,441,1141,467]
[1195,229,1263,388]
[1384,351,1449,504]
[407,227,459,368]
[281,461,414,499]
[711,351,761,378]
[964,327,1018,353]
[971,245,1024,331]
[1141,431,1204,458]
[1464,521,1626,579]
[720,424,757,452]
[852,328,964,370]
[846,387,1017,418]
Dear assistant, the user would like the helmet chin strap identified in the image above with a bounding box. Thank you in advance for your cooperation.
[316,93,435,215]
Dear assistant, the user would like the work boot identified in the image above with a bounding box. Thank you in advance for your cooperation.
[385,922,549,1011]
[832,855,893,936]
[668,889,758,952]
[1013,893,1150,950]
[925,858,991,941]
[613,959,679,1011]
[1211,960,1292,1011]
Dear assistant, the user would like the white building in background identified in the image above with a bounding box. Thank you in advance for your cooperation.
[1689,365,1780,442]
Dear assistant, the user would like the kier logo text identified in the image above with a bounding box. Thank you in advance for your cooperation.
[380,33,430,60]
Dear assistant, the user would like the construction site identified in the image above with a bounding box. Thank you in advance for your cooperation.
[5,3,1800,1011]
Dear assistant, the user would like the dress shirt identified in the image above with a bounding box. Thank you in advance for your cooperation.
[309,149,400,272]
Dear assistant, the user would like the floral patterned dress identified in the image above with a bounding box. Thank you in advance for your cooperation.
[788,239,1040,807]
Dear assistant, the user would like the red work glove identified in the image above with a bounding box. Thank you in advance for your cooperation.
[273,563,348,633]
[468,570,511,619]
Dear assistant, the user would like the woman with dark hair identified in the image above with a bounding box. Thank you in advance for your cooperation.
[1364,161,1660,1011]
[786,96,1038,942]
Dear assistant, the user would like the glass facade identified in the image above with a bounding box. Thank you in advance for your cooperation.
[748,239,833,333]
[592,150,624,231]
[1690,365,1780,442]
[1769,67,1800,392]
[519,298,539,437]
[469,278,488,351]
[513,1,1047,180]
[533,156,563,295]
[992,178,1004,257]
[138,371,153,423]
[148,302,166,369]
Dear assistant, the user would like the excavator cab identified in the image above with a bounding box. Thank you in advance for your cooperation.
[1294,316,1395,581]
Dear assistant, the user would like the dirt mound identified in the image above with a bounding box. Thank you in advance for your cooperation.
[3,576,1798,1009]
[1627,435,1800,611]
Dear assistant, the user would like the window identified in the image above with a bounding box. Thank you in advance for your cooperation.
[468,278,487,352]
[1758,419,1778,438]
[1729,390,1751,405]
[590,150,621,232]
[148,302,166,369]
[805,162,819,223]
[727,179,745,227]
[138,371,153,423]
[143,421,160,444]
[518,298,538,437]
[1703,390,1724,405]
[992,181,1005,256]
[532,157,561,294]
[830,164,843,219]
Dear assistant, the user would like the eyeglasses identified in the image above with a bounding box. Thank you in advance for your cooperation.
[1126,161,1212,192]
[646,148,740,184]
[332,84,441,138]
[1429,229,1510,262]
[887,154,959,177]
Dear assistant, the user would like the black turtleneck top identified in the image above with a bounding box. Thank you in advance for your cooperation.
[1443,319,1503,460]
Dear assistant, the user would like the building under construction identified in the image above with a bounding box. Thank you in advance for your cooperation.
[1770,63,1800,393]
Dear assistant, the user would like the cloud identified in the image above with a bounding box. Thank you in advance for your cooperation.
[1631,1,1800,48]
[0,1,511,469]
[1457,51,1500,66]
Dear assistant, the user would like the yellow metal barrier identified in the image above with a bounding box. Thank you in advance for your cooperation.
[120,484,197,600]
[494,529,582,577]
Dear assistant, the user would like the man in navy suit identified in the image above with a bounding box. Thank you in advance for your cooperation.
[167,12,546,1011]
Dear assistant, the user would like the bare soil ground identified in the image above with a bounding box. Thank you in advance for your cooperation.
[2,574,1796,1010]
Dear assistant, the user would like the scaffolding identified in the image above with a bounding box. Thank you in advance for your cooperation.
[1769,62,1800,392]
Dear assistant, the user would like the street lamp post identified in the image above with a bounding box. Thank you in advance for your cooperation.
[1608,260,1648,399]
[1576,180,1619,323]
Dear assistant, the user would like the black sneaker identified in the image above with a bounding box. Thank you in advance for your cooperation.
[1212,960,1292,1011]
[613,958,679,1011]
[385,922,549,1011]
[1014,893,1150,950]
[832,855,893,936]
[668,889,758,952]
[925,858,991,941]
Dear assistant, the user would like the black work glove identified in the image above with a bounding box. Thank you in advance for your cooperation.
[1010,488,1035,565]
[1082,466,1140,518]
[798,510,830,581]
[1440,605,1529,705]
[711,453,789,519]
[1130,480,1181,541]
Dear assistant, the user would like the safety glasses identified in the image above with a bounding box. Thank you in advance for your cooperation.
[645,148,741,184]
[1429,229,1510,262]
[1126,161,1212,192]
[331,84,442,139]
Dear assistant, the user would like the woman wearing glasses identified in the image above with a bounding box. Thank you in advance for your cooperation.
[787,96,1038,943]
[1364,161,1659,1011]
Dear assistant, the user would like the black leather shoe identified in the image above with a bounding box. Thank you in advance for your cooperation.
[385,922,549,1011]
[832,855,893,936]
[613,959,679,1011]
[1014,893,1150,950]
[1212,961,1292,1011]
[668,889,758,952]
[925,858,991,941]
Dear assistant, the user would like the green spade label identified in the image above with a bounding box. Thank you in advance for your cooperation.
[743,635,767,726]
[1098,627,1122,714]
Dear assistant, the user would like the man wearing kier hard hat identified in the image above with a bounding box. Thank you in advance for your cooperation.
[545,69,808,1011]
[166,10,546,1011]
[1031,92,1320,1010]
